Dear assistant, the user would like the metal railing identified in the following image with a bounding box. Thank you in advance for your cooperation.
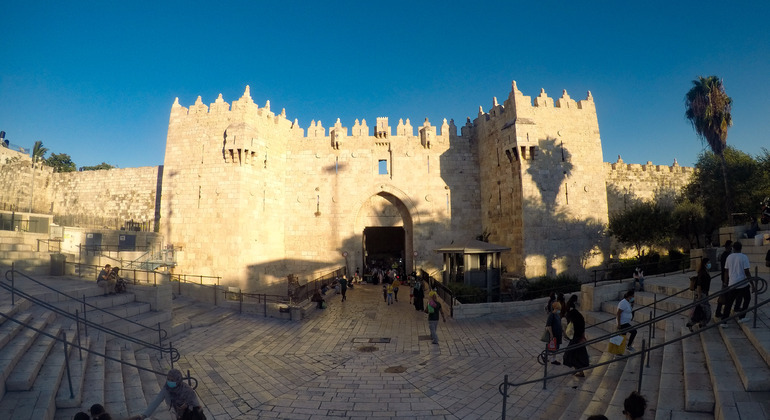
[3,266,177,364]
[592,255,704,286]
[498,273,768,419]
[0,309,202,412]
[37,238,62,252]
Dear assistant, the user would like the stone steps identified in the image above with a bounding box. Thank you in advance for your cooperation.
[700,327,767,419]
[681,327,715,412]
[718,320,770,391]
[6,322,62,391]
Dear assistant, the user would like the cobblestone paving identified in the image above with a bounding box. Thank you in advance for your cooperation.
[165,283,572,419]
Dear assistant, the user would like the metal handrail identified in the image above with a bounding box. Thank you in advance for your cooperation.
[0,310,199,405]
[557,276,762,359]
[498,275,769,419]
[3,268,178,364]
[592,255,704,286]
[4,268,169,340]
[498,292,770,420]
[584,272,721,330]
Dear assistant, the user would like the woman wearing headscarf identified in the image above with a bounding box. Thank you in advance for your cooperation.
[562,300,590,377]
[131,368,203,420]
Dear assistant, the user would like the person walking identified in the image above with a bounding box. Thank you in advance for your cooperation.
[425,291,446,344]
[130,369,203,420]
[545,301,563,364]
[633,267,645,292]
[721,241,752,325]
[623,391,648,419]
[616,290,637,352]
[386,282,394,305]
[413,278,425,311]
[338,275,348,302]
[563,302,589,376]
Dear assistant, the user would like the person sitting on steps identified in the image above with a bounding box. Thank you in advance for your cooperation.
[97,264,116,296]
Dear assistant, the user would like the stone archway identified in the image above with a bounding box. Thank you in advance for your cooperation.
[353,191,415,277]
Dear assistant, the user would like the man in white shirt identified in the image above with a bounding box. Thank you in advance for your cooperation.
[721,241,752,326]
[616,290,637,352]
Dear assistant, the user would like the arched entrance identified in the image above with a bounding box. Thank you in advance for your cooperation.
[354,191,414,278]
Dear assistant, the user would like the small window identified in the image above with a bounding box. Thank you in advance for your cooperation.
[378,159,388,175]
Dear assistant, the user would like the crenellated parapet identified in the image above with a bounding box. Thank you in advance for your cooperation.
[604,155,694,213]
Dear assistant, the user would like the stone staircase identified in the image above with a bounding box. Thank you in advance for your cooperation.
[548,273,770,420]
[0,273,224,420]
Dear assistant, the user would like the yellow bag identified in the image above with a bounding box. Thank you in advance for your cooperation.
[607,334,628,355]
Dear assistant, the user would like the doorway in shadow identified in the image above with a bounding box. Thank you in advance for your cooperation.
[364,226,405,276]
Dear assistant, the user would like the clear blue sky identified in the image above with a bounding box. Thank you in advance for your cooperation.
[1,1,768,169]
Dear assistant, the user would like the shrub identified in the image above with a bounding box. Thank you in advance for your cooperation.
[524,274,581,300]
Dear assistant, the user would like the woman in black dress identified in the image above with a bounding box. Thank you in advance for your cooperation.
[563,305,590,377]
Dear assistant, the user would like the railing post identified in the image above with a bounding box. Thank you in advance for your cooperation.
[239,290,243,314]
[646,314,652,368]
[638,339,646,393]
[75,309,83,361]
[752,269,758,329]
[82,294,88,337]
[62,332,74,398]
[648,309,654,350]
[214,284,217,306]
[10,263,15,306]
[593,270,597,287]
[158,322,163,356]
[169,341,174,369]
[652,293,657,339]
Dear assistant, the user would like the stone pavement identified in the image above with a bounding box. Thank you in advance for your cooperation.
[154,283,576,420]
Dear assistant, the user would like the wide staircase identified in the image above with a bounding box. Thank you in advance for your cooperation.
[522,265,770,420]
[0,269,233,420]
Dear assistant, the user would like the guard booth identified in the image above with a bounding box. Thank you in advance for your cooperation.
[435,239,510,302]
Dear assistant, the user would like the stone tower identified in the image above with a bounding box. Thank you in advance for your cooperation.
[469,82,608,278]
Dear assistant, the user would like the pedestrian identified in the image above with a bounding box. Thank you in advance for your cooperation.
[89,404,112,420]
[633,267,645,292]
[565,294,578,313]
[563,302,589,376]
[623,391,647,419]
[392,277,400,302]
[311,289,325,309]
[413,278,425,311]
[425,291,446,344]
[382,282,388,302]
[556,292,566,318]
[721,241,752,325]
[386,282,394,305]
[338,275,348,302]
[616,290,637,352]
[715,240,732,319]
[545,301,563,364]
[695,257,712,299]
[545,292,556,315]
[130,368,203,420]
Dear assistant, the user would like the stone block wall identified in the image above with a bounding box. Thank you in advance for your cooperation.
[604,156,694,214]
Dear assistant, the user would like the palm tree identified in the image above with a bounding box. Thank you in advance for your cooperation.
[685,76,734,224]
[31,140,48,164]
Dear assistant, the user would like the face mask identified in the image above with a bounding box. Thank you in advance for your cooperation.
[167,381,177,388]
[556,310,561,314]
[706,263,712,269]
[629,297,635,303]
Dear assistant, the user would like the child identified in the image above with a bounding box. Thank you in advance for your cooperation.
[387,283,394,305]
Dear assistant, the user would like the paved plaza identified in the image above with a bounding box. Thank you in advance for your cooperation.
[161,283,574,420]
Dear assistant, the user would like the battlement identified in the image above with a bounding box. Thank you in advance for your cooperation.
[475,80,596,123]
[170,86,462,144]
[605,155,695,174]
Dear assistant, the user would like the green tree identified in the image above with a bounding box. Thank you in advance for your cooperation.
[45,153,77,172]
[684,147,768,238]
[79,162,115,171]
[31,140,48,164]
[608,202,673,257]
[671,198,706,249]
[685,75,734,223]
